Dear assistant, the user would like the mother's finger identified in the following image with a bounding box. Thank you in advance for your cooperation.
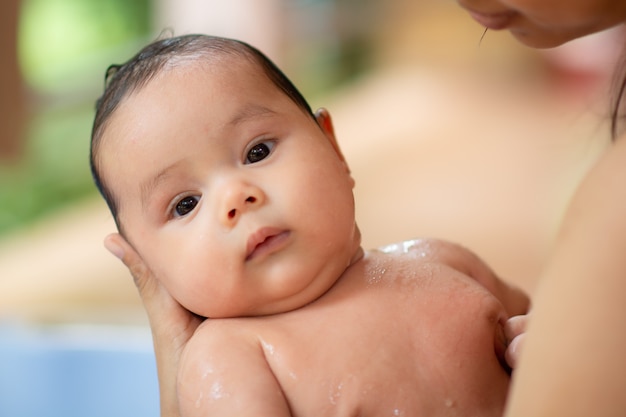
[104,233,202,417]
[104,233,152,294]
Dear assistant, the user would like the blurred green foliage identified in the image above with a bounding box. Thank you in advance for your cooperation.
[0,0,152,235]
[19,0,151,92]
[0,0,373,236]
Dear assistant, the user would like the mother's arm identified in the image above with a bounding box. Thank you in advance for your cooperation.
[105,234,202,417]
[504,136,626,416]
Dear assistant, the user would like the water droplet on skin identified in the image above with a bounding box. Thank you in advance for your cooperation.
[200,366,214,380]
[365,259,388,285]
[371,266,387,284]
[402,240,418,253]
[378,239,427,255]
[329,382,343,405]
[210,381,227,400]
[379,243,400,253]
[261,340,275,356]
[194,391,203,408]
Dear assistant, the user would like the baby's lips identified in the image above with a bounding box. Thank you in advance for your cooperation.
[245,227,288,261]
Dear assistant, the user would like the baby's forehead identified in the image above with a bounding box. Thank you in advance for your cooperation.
[136,54,276,110]
[166,51,263,80]
[98,48,292,165]
[98,52,282,173]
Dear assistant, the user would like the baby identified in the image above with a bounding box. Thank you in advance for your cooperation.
[90,34,529,416]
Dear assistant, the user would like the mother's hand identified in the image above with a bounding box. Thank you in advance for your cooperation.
[105,233,204,417]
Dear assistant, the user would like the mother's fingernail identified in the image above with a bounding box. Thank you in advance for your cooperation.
[104,239,125,260]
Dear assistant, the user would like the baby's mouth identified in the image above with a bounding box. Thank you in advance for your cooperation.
[245,228,290,261]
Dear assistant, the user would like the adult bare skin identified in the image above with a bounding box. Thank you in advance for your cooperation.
[105,234,198,417]
[457,0,626,416]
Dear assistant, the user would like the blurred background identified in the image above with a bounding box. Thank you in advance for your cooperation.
[0,0,621,415]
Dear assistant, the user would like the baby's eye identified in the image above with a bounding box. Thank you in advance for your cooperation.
[245,140,275,164]
[174,195,200,217]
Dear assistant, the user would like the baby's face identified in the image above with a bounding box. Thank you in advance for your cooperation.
[99,58,360,318]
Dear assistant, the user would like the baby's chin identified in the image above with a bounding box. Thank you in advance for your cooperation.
[187,295,303,319]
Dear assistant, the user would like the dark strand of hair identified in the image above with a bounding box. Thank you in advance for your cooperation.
[478,27,489,48]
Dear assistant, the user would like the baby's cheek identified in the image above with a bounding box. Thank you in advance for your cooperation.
[161,257,218,317]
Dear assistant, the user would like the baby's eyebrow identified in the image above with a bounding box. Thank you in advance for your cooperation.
[228,104,276,127]
[140,160,183,211]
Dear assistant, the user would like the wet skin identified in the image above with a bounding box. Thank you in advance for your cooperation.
[178,240,526,416]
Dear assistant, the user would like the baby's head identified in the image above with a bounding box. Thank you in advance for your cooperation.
[92,35,316,224]
[91,35,361,318]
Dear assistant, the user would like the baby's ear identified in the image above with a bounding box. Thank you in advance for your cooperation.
[314,108,335,138]
[314,108,350,170]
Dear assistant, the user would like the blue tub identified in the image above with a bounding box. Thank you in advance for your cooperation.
[0,322,159,417]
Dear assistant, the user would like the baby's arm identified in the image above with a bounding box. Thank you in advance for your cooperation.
[178,321,291,417]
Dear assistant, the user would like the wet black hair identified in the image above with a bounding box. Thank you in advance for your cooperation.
[90,34,315,230]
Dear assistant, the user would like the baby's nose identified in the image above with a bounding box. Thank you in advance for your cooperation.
[220,182,265,226]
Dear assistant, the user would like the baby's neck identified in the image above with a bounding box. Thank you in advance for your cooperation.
[348,245,365,268]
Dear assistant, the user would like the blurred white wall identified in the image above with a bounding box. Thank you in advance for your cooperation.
[153,0,287,64]
[0,0,618,324]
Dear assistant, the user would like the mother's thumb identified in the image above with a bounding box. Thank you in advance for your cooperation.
[104,233,149,290]
[104,233,126,260]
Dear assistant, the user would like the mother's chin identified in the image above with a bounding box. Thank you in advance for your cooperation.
[506,25,599,49]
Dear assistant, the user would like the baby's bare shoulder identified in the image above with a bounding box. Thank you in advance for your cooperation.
[182,316,291,367]
[372,238,529,317]
[373,238,487,278]
[377,237,479,264]
[178,318,292,415]
[186,316,262,350]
